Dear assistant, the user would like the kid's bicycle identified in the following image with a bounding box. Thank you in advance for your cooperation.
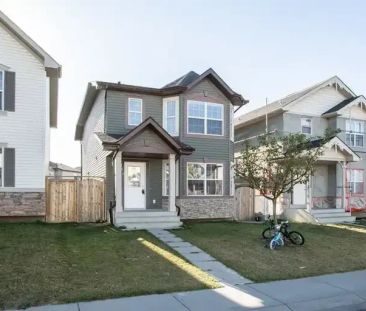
[262,216,305,246]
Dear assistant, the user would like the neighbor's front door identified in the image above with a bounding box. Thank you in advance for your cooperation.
[293,183,306,206]
[124,162,146,210]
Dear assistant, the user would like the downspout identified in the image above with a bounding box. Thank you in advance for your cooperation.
[80,143,83,178]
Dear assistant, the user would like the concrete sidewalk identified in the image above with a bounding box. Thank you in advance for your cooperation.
[19,270,366,311]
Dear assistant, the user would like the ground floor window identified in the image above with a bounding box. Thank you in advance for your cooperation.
[347,169,364,194]
[162,160,179,196]
[187,162,223,196]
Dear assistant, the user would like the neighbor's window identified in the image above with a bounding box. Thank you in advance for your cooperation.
[346,119,364,147]
[187,101,223,135]
[347,169,364,194]
[163,97,179,136]
[0,71,4,111]
[187,162,223,196]
[301,118,312,134]
[128,98,142,126]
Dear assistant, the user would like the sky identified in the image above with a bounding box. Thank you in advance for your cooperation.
[1,0,366,167]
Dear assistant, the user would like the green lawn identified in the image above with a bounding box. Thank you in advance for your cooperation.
[172,222,366,282]
[0,223,218,310]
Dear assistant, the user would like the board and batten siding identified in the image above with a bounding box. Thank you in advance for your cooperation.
[105,90,163,135]
[0,22,49,190]
[81,90,108,177]
[180,78,234,197]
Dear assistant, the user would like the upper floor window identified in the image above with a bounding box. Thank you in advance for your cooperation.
[163,97,179,136]
[301,118,312,134]
[347,169,364,194]
[187,101,224,136]
[187,162,223,196]
[128,98,142,126]
[346,119,364,147]
[0,71,4,111]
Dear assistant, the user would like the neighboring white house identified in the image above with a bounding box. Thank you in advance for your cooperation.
[0,11,61,218]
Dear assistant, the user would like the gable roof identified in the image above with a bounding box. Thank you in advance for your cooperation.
[49,161,81,173]
[0,10,61,75]
[0,10,62,127]
[163,71,200,88]
[75,68,247,140]
[322,95,366,117]
[97,117,195,155]
[235,76,356,129]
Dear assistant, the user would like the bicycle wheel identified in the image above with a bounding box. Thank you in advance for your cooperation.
[269,239,278,250]
[288,231,305,245]
[262,228,275,240]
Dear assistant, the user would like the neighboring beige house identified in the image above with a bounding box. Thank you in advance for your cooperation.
[235,76,365,224]
[0,11,61,219]
[49,162,81,179]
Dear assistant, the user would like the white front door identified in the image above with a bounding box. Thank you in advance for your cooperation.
[293,183,306,206]
[124,162,146,210]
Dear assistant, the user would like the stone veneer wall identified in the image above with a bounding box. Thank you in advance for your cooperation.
[0,192,45,217]
[176,197,234,220]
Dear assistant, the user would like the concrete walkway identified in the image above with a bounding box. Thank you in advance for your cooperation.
[19,270,366,311]
[148,228,253,286]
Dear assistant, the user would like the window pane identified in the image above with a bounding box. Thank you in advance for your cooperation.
[129,112,141,125]
[207,120,222,135]
[206,164,223,179]
[206,180,223,195]
[188,118,204,134]
[167,117,176,134]
[167,101,176,117]
[127,166,141,187]
[346,133,351,145]
[129,99,142,112]
[188,180,204,195]
[188,101,205,118]
[187,163,205,179]
[355,182,363,194]
[356,134,364,147]
[207,104,223,119]
[0,71,3,91]
[165,163,170,195]
[302,126,311,134]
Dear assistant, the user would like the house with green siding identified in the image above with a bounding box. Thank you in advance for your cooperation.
[75,69,247,229]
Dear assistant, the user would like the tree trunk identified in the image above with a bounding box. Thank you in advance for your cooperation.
[272,199,278,224]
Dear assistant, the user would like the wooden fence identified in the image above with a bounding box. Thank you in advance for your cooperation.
[46,177,106,223]
[235,186,255,221]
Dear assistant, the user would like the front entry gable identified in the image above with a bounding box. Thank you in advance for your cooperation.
[319,137,360,162]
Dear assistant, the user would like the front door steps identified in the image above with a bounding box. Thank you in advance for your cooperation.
[311,209,356,224]
[115,210,182,230]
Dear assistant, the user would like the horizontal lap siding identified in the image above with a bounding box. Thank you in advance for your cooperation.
[180,78,233,197]
[82,91,108,177]
[0,23,48,189]
[105,90,163,135]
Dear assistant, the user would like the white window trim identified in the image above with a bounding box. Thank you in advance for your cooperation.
[230,161,235,196]
[347,169,364,194]
[301,118,312,135]
[128,98,143,126]
[346,119,364,147]
[187,101,224,136]
[230,105,234,142]
[163,96,179,136]
[0,147,3,187]
[162,159,179,196]
[0,70,4,111]
[187,162,224,196]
